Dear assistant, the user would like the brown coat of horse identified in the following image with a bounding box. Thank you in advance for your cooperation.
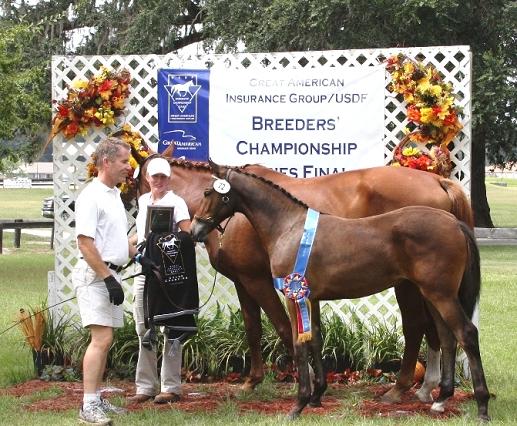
[137,155,473,404]
[190,163,489,421]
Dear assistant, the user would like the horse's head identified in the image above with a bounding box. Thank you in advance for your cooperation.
[191,160,236,242]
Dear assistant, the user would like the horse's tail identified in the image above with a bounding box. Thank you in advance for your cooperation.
[458,221,481,319]
[439,178,474,229]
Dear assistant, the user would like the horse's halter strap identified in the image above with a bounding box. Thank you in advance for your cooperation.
[193,169,235,234]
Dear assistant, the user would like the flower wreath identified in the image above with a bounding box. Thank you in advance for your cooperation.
[86,124,151,204]
[386,54,463,177]
[50,66,131,140]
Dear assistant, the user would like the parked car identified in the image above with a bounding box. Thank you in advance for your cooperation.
[41,195,75,225]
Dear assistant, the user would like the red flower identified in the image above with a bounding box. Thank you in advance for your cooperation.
[407,105,421,122]
[443,112,457,126]
[58,105,69,117]
[64,122,79,137]
[98,79,113,92]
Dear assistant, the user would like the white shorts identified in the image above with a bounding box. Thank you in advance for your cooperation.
[72,260,124,328]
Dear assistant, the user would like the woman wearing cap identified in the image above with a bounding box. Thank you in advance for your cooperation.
[128,156,191,404]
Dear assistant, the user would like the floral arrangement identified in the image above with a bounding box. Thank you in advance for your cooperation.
[50,67,131,139]
[86,124,151,203]
[386,54,463,177]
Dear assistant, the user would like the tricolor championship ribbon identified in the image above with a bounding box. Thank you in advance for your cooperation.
[273,208,320,342]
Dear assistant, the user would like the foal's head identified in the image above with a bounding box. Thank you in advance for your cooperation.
[191,160,236,242]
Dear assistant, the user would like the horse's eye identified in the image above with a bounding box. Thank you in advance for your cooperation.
[203,189,211,196]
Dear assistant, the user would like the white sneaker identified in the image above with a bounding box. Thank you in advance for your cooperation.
[99,397,128,415]
[79,402,112,425]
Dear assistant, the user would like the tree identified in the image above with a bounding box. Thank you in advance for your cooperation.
[0,0,204,171]
[0,22,51,169]
[1,0,514,226]
[202,0,516,226]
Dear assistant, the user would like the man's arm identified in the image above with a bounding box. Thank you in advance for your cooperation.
[77,235,111,279]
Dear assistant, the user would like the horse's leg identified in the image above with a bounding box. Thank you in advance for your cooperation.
[235,273,294,391]
[425,298,490,421]
[424,302,459,413]
[285,299,311,420]
[381,280,426,403]
[307,301,327,407]
[415,345,441,403]
[232,280,266,391]
[415,306,441,403]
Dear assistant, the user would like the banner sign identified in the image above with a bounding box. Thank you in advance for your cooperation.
[158,67,385,176]
[157,69,209,161]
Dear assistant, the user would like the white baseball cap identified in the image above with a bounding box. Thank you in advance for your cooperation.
[147,157,171,177]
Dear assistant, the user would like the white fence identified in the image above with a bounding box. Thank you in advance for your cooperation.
[50,46,472,325]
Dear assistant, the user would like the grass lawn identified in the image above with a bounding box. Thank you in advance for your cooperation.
[0,181,515,424]
[485,177,517,227]
[0,188,52,220]
[0,245,515,424]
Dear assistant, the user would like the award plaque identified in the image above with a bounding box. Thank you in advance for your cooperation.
[145,206,175,236]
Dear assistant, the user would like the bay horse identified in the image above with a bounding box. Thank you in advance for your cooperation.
[190,161,490,421]
[135,152,474,408]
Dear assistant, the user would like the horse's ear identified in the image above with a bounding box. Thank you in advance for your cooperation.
[208,158,219,174]
[162,142,175,157]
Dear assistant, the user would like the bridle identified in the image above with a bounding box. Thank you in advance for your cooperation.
[193,169,235,235]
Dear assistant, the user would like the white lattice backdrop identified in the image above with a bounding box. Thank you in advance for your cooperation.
[49,46,472,327]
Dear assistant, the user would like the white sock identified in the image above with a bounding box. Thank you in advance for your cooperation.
[83,393,99,406]
[96,390,102,400]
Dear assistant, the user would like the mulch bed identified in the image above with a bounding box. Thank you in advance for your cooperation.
[1,379,473,417]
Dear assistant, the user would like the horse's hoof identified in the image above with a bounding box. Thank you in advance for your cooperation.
[380,387,402,404]
[415,388,434,403]
[240,382,255,392]
[240,377,260,392]
[287,410,300,421]
[308,400,322,408]
[430,401,446,413]
[478,414,491,423]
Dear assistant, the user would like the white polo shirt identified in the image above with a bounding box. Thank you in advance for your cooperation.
[75,178,129,265]
[135,191,190,244]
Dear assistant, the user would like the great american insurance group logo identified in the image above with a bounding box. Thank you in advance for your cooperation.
[164,74,202,123]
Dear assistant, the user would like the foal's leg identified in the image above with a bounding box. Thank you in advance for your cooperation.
[382,281,428,403]
[233,281,266,391]
[425,303,457,413]
[307,302,327,407]
[286,299,312,420]
[234,276,293,391]
[426,298,490,421]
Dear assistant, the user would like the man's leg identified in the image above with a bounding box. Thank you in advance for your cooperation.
[83,325,113,395]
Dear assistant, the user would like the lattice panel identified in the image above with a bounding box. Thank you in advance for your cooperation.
[50,46,472,326]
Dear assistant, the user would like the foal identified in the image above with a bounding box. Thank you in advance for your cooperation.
[191,162,490,421]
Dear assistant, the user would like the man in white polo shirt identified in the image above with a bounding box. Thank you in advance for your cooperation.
[73,136,139,425]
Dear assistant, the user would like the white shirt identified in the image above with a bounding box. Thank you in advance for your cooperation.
[75,178,129,265]
[135,190,190,244]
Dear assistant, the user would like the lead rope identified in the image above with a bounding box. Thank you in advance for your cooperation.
[0,296,77,339]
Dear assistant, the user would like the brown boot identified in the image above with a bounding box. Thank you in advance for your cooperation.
[153,392,180,404]
[127,394,154,403]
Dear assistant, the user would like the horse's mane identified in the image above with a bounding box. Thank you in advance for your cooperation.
[232,167,309,209]
[167,157,211,171]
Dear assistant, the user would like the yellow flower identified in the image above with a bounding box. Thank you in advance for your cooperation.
[417,80,431,92]
[430,85,442,97]
[71,79,89,90]
[94,108,115,125]
[402,146,420,157]
[419,107,434,124]
[129,156,138,170]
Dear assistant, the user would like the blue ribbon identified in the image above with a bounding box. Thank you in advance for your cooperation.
[273,208,319,338]
[274,208,319,291]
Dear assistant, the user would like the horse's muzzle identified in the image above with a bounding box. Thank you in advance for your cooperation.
[190,219,210,243]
